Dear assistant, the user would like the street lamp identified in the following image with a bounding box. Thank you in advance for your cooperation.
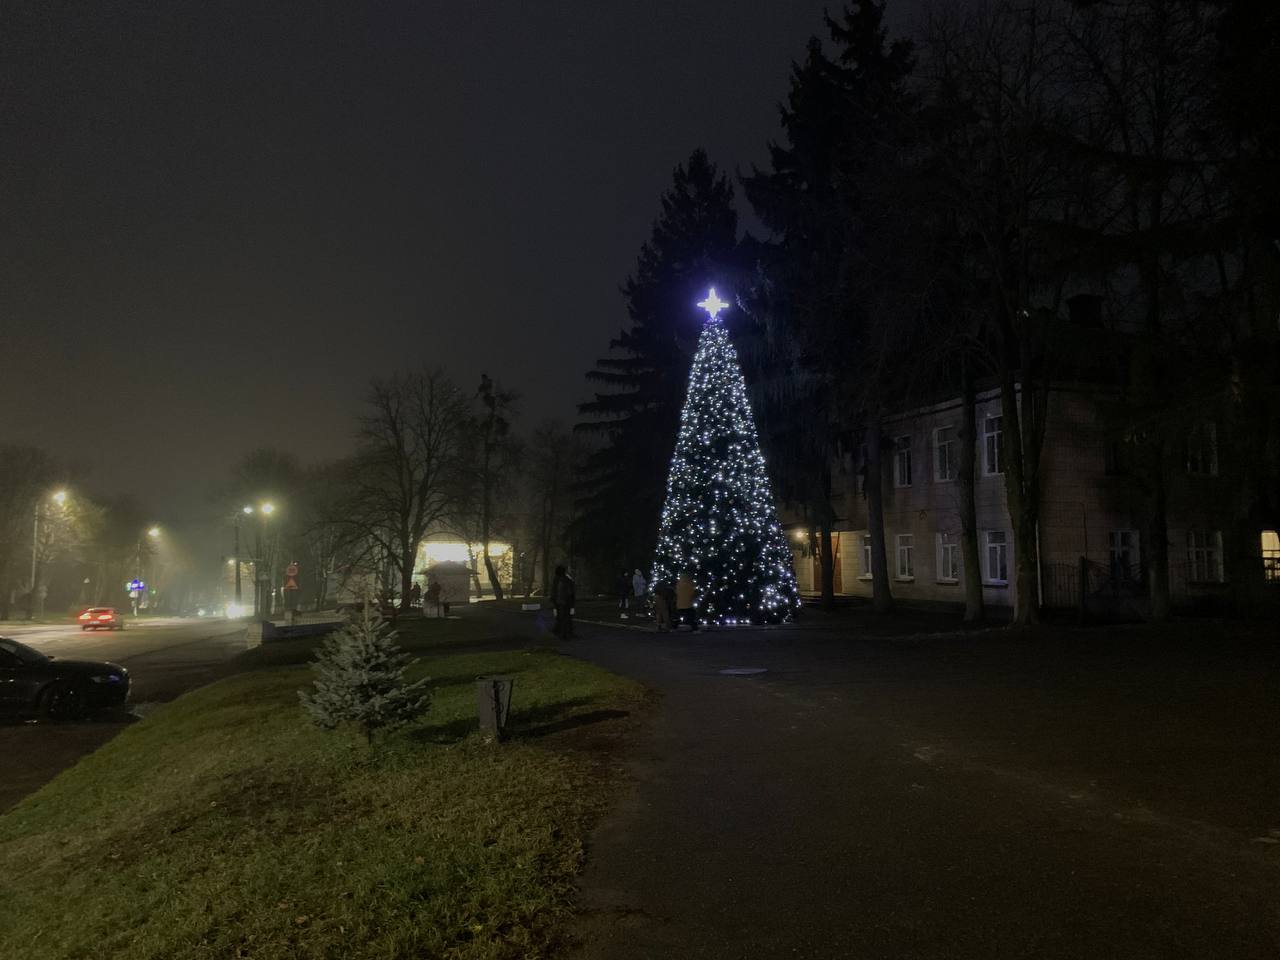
[234,502,277,618]
[30,489,70,619]
[132,524,161,616]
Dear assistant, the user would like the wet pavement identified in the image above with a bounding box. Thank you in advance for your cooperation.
[541,611,1280,959]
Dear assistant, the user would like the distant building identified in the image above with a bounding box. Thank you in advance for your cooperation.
[415,537,514,600]
[785,383,1279,617]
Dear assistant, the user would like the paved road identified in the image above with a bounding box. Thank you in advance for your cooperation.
[550,613,1280,960]
[0,618,251,811]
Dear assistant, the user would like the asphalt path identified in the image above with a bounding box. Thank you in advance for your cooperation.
[0,617,251,811]
[551,613,1280,960]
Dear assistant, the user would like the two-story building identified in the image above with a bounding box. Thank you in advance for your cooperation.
[786,383,1279,617]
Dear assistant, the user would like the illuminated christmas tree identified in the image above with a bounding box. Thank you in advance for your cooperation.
[650,289,801,625]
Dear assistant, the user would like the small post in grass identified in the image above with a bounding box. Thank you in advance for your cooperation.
[475,675,514,741]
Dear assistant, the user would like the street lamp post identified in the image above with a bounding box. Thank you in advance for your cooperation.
[238,502,275,618]
[29,489,68,619]
[234,506,253,614]
[132,525,161,616]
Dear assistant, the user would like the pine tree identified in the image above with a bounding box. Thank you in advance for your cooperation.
[651,297,800,624]
[575,150,744,583]
[299,607,431,743]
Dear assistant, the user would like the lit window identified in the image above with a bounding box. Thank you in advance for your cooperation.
[984,415,1003,475]
[1262,530,1280,582]
[896,534,914,579]
[934,427,957,482]
[894,436,912,487]
[937,532,960,582]
[1187,530,1223,583]
[1187,422,1219,476]
[984,531,1008,584]
[1108,530,1139,581]
[860,534,873,580]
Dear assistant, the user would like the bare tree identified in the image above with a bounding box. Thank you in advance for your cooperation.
[0,445,60,619]
[472,374,519,600]
[527,421,579,597]
[919,0,1075,625]
[349,370,468,611]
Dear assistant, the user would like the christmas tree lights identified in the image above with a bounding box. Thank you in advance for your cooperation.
[650,289,801,625]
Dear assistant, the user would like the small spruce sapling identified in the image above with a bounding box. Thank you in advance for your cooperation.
[299,605,431,743]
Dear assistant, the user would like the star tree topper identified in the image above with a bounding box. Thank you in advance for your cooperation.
[697,288,729,322]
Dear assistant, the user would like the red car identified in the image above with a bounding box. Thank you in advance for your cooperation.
[78,607,125,631]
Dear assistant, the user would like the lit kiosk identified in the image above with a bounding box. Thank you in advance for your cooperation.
[649,289,800,626]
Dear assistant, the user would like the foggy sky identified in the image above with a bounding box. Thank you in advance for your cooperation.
[2,1,921,521]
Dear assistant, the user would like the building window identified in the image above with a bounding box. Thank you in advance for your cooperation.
[1187,530,1223,583]
[1187,422,1218,476]
[894,436,912,487]
[936,532,960,583]
[984,531,1009,584]
[934,427,957,482]
[1262,530,1280,582]
[860,534,873,580]
[983,416,1003,475]
[895,534,914,580]
[1108,530,1139,581]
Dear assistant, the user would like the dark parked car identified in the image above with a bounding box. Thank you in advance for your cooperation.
[0,637,130,720]
[78,607,125,630]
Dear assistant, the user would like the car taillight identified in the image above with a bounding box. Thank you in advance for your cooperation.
[97,614,112,621]
[79,613,91,620]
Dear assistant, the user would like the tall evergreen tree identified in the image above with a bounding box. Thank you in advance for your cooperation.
[575,150,743,582]
[651,294,800,623]
[742,1,916,612]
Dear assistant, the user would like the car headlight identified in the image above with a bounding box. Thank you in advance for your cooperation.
[89,674,123,684]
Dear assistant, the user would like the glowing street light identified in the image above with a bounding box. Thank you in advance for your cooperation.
[234,501,278,617]
[147,526,161,539]
[30,489,71,618]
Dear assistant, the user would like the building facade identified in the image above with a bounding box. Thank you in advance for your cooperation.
[786,385,1279,616]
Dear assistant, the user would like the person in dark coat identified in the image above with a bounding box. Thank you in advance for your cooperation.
[653,579,675,632]
[616,569,631,619]
[551,565,576,639]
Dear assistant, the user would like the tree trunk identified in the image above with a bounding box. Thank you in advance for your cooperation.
[958,357,985,623]
[1147,459,1171,621]
[866,417,893,613]
[818,520,836,610]
[1001,379,1040,626]
[483,548,505,600]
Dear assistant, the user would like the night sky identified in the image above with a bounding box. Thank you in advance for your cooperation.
[2,1,920,518]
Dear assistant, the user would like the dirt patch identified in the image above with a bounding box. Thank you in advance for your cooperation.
[0,716,135,812]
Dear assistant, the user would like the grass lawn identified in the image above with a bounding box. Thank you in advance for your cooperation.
[0,624,646,959]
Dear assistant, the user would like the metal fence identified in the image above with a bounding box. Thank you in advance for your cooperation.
[1043,556,1279,621]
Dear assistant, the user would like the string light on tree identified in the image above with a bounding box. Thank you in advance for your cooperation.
[650,288,801,625]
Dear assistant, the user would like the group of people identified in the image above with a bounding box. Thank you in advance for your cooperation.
[408,580,447,617]
[617,568,697,631]
[650,571,698,632]
[546,565,700,640]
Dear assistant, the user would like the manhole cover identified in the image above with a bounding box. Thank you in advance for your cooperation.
[719,667,767,676]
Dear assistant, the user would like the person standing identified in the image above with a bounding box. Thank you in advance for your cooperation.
[675,571,698,632]
[631,568,648,617]
[653,579,675,632]
[410,581,422,608]
[551,564,576,639]
[426,579,442,618]
[616,568,631,619]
